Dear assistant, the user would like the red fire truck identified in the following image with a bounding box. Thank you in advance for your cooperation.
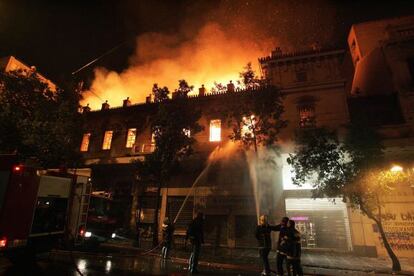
[0,154,91,262]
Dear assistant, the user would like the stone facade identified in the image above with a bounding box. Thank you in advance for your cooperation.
[79,17,414,257]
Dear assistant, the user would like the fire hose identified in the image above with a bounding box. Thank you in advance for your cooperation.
[173,150,217,224]
[140,149,218,256]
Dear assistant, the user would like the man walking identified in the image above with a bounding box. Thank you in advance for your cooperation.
[186,212,204,274]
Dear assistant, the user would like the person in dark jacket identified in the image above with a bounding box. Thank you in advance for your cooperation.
[161,217,174,259]
[286,220,303,276]
[186,212,204,273]
[276,216,290,276]
[255,215,279,276]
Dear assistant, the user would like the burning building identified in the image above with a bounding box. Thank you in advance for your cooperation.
[0,55,56,91]
[79,16,414,257]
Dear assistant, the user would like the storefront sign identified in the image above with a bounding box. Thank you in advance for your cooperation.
[291,216,309,221]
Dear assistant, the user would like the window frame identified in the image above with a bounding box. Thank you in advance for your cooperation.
[125,128,137,148]
[298,104,316,128]
[80,133,91,152]
[102,130,114,150]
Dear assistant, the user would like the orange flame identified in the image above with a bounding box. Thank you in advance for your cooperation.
[82,23,276,109]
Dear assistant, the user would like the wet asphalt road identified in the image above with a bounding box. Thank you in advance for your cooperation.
[0,252,259,276]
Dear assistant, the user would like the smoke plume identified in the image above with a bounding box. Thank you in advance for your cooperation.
[82,0,340,109]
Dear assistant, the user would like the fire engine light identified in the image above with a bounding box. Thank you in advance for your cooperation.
[13,165,22,172]
[0,237,7,248]
[84,231,92,238]
[111,233,116,239]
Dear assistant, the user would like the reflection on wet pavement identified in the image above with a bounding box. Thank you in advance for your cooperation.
[1,253,256,276]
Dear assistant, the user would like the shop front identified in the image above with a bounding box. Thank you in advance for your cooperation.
[285,197,353,251]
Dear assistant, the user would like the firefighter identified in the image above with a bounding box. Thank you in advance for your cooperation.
[255,215,279,276]
[186,212,204,273]
[276,216,290,276]
[161,217,174,259]
[286,220,304,276]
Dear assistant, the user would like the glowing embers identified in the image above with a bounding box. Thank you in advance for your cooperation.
[80,133,91,152]
[125,128,137,148]
[102,130,113,150]
[209,119,221,142]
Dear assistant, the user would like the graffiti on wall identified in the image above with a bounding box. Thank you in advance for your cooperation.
[374,211,414,251]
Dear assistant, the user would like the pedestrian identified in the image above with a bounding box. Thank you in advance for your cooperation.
[276,216,290,276]
[186,212,204,274]
[255,215,279,276]
[286,220,304,276]
[161,217,174,259]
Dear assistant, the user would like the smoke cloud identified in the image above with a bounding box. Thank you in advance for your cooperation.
[82,0,340,109]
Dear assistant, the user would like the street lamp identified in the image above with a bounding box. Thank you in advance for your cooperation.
[390,165,403,172]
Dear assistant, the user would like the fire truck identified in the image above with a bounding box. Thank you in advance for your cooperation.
[0,154,91,262]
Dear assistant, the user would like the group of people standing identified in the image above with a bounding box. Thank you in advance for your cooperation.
[160,212,303,275]
[256,215,303,276]
[160,212,204,273]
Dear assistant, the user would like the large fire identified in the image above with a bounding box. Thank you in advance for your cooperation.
[81,23,275,109]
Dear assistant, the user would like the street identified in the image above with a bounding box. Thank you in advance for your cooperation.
[2,248,413,276]
[0,252,259,276]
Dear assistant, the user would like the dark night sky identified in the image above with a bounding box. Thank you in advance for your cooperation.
[1,0,414,85]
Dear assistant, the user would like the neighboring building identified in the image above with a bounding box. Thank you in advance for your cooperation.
[346,16,414,258]
[79,16,414,257]
[0,55,56,91]
[260,47,353,251]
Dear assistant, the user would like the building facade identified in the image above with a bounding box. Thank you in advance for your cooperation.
[346,16,414,258]
[80,17,414,257]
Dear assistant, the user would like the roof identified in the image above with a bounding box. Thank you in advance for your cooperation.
[0,56,57,91]
[259,48,345,64]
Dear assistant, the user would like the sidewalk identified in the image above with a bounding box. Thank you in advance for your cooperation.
[101,241,414,275]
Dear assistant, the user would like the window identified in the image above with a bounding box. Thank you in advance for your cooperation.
[296,71,307,82]
[102,130,113,150]
[80,133,91,152]
[209,119,221,142]
[125,128,137,148]
[298,105,316,128]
